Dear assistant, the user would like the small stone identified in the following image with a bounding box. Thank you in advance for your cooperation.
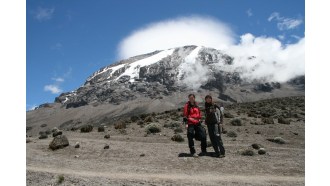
[140,154,145,157]
[256,131,261,134]
[258,148,267,155]
[74,155,79,158]
[251,143,262,150]
[104,134,110,139]
[104,145,110,149]
[74,142,80,148]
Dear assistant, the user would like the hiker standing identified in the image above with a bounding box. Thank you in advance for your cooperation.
[204,95,225,158]
[183,94,207,157]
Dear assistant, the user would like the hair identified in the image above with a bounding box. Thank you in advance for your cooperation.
[188,94,195,98]
[205,95,212,100]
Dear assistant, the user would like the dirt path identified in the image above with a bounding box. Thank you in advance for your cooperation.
[27,165,304,186]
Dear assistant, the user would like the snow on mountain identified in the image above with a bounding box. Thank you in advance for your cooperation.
[116,48,175,82]
[52,45,304,108]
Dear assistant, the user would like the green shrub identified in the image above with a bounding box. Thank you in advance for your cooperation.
[224,112,234,118]
[80,125,93,133]
[262,117,274,124]
[278,117,290,124]
[114,121,126,129]
[174,127,183,133]
[241,149,254,156]
[231,118,243,126]
[171,134,184,142]
[145,123,161,133]
[227,131,237,138]
[131,115,140,122]
[144,116,154,123]
[57,175,64,184]
[164,122,181,129]
[98,126,105,132]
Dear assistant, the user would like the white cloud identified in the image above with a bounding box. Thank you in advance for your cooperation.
[117,16,304,84]
[268,12,280,21]
[225,34,305,82]
[52,77,64,82]
[44,68,72,94]
[44,85,62,94]
[268,12,303,30]
[118,16,236,59]
[278,18,303,30]
[33,7,55,21]
[246,9,253,17]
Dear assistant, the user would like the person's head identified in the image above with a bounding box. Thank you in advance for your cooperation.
[205,95,212,103]
[188,94,195,104]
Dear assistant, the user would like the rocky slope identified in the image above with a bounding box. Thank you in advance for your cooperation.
[27,45,304,134]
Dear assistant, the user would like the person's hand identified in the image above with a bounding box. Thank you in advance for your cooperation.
[185,124,188,129]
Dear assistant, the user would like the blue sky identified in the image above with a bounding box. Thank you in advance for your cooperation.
[26,0,305,110]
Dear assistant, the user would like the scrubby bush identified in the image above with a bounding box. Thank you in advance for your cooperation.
[114,121,126,129]
[241,149,255,156]
[267,137,286,144]
[145,123,161,134]
[57,175,64,184]
[278,117,290,124]
[139,113,149,120]
[80,125,93,133]
[171,134,184,142]
[274,137,286,144]
[164,122,181,129]
[227,131,237,138]
[174,127,183,133]
[262,117,274,124]
[224,112,234,118]
[98,126,105,132]
[144,116,154,123]
[130,115,140,122]
[231,118,243,126]
[248,112,258,118]
[137,120,144,126]
[251,143,262,150]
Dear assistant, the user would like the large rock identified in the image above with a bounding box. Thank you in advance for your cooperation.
[49,135,69,150]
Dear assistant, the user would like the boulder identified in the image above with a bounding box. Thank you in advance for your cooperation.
[49,135,69,150]
[52,130,63,137]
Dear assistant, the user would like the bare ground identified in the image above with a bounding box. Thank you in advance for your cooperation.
[27,118,304,185]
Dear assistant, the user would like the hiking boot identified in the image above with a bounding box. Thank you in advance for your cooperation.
[219,154,225,158]
[192,153,199,158]
[198,152,207,156]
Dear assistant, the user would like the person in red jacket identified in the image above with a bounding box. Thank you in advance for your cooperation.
[183,94,207,157]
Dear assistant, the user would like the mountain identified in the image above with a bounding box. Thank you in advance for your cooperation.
[27,45,304,134]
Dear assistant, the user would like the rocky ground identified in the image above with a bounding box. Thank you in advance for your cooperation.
[26,96,305,185]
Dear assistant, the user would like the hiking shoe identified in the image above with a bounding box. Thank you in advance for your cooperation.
[192,153,199,158]
[219,154,225,158]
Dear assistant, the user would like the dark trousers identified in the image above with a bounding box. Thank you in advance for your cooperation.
[207,123,225,155]
[187,124,207,154]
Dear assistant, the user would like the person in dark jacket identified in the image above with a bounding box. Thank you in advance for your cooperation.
[204,95,225,158]
[183,94,207,157]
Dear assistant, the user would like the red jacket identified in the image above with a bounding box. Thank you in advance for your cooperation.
[183,101,201,125]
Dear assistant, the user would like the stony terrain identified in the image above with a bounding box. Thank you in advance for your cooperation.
[26,96,305,186]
